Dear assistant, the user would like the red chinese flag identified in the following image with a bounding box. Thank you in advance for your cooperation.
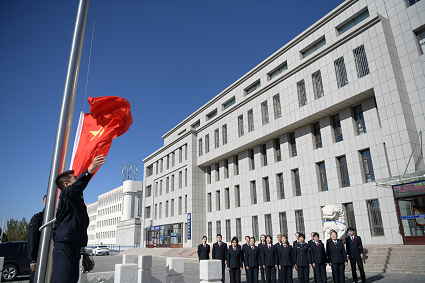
[70,96,133,177]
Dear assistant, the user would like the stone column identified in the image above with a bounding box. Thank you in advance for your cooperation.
[123,254,136,264]
[115,263,138,283]
[200,259,222,283]
[166,258,184,283]
[138,255,152,283]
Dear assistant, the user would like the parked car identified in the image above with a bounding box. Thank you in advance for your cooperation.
[0,241,30,282]
[84,246,95,254]
[91,245,109,256]
[80,252,95,273]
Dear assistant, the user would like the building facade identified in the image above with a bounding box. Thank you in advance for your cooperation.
[141,0,425,247]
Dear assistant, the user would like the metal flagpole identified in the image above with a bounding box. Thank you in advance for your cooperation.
[35,0,90,282]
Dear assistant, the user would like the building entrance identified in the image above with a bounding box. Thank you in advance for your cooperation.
[146,223,183,248]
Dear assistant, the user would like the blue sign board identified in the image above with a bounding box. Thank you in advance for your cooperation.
[187,213,191,240]
[401,214,425,220]
[154,226,160,231]
[150,220,152,227]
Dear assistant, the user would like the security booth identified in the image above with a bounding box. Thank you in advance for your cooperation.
[146,223,183,248]
[393,180,425,245]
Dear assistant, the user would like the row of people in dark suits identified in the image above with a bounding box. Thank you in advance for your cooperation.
[198,227,365,283]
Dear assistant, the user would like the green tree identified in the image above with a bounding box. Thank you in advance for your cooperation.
[5,218,29,242]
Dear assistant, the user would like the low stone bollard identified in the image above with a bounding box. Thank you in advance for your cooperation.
[0,257,4,276]
[123,254,136,264]
[166,258,184,283]
[138,255,152,283]
[200,259,222,283]
[115,263,138,283]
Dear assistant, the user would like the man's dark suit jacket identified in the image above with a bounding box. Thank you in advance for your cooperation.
[198,243,210,260]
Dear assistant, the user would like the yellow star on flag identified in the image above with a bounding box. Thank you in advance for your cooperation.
[90,126,104,141]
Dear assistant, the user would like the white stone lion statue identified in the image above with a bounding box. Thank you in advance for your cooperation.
[322,204,348,240]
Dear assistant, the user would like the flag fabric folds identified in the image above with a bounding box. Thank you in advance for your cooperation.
[71,96,133,177]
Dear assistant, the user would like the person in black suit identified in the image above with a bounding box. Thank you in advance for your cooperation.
[243,236,251,283]
[326,229,337,245]
[259,234,266,283]
[346,227,366,283]
[212,234,228,283]
[277,235,294,283]
[228,237,244,283]
[198,236,210,261]
[326,231,348,283]
[244,237,261,283]
[261,235,277,283]
[275,234,284,283]
[308,232,321,283]
[292,232,300,247]
[309,232,327,283]
[293,234,310,283]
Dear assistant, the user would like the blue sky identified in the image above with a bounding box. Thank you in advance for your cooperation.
[0,0,344,223]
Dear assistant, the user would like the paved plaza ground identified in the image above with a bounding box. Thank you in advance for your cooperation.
[11,252,424,282]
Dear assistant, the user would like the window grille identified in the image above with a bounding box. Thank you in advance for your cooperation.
[366,199,384,236]
[216,220,221,235]
[214,129,219,149]
[252,216,259,240]
[277,173,285,199]
[353,105,366,135]
[264,177,270,202]
[344,203,356,230]
[273,94,282,119]
[225,188,230,209]
[208,222,212,241]
[312,70,324,99]
[251,181,257,204]
[222,124,227,145]
[297,79,307,107]
[313,122,322,149]
[205,134,210,153]
[261,101,269,125]
[295,210,305,234]
[236,218,242,241]
[318,162,328,191]
[262,144,267,166]
[265,214,273,237]
[226,220,231,242]
[279,212,288,236]
[275,138,281,162]
[353,45,370,78]
[248,109,254,132]
[332,114,343,142]
[216,190,221,211]
[198,138,203,157]
[235,155,239,176]
[250,149,255,170]
[361,149,375,183]
[294,169,301,196]
[238,115,244,137]
[290,132,297,157]
[235,185,241,207]
[334,56,348,88]
[338,156,350,187]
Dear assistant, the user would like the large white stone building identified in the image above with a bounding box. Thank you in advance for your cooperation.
[141,0,425,248]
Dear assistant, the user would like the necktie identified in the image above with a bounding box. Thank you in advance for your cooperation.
[234,247,236,251]
[219,243,221,248]
[352,237,354,243]
[252,246,254,250]
[316,243,319,247]
[334,241,337,246]
[268,245,270,250]
[263,243,265,246]
[204,244,206,248]
[284,244,286,249]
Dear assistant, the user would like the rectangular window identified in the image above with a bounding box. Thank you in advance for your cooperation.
[166,155,169,170]
[207,193,212,212]
[235,185,241,208]
[208,222,212,241]
[279,212,288,236]
[145,206,151,219]
[223,97,236,110]
[205,134,210,153]
[338,9,369,35]
[159,202,162,219]
[332,114,343,142]
[312,70,324,99]
[236,218,242,241]
[313,122,322,149]
[222,124,227,145]
[154,204,157,220]
[155,182,158,197]
[171,175,174,191]
[225,188,230,209]
[185,168,187,187]
[234,155,239,176]
[225,219,231,242]
[216,163,220,182]
[146,185,152,198]
[302,37,326,58]
[224,159,229,179]
[238,115,244,137]
[206,167,211,185]
[207,109,217,121]
[277,173,285,199]
[262,144,267,166]
[366,199,384,236]
[268,62,288,80]
[261,100,269,125]
[353,105,366,135]
[317,162,328,191]
[265,214,273,238]
[295,209,305,234]
[160,180,163,195]
[361,149,375,183]
[192,120,200,129]
[353,45,370,78]
[214,128,219,149]
[165,201,169,217]
[216,220,221,236]
[185,195,187,214]
[179,147,182,163]
[249,149,255,170]
[294,169,301,196]
[198,139,202,157]
[155,162,158,175]
[179,171,182,189]
[274,138,281,162]
[248,109,254,132]
[338,156,350,187]
[160,159,163,173]
[171,152,175,167]
[216,190,221,211]
[263,177,270,202]
[335,56,348,88]
[245,80,261,95]
[297,79,307,107]
[273,94,282,119]
[290,132,297,157]
[147,165,153,177]
[178,197,182,215]
[184,144,187,161]
[171,199,174,216]
[416,27,425,54]
[344,202,356,230]
[251,181,257,205]
[252,216,259,240]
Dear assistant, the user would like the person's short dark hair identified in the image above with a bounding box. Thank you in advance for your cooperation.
[55,170,75,190]
[266,235,272,240]
[348,227,356,232]
[313,232,320,238]
[231,236,239,244]
[298,233,305,239]
[217,234,222,238]
[250,237,255,242]
[330,230,337,235]
[43,195,47,201]
[245,235,250,239]
[202,236,207,240]
[295,232,300,236]
[261,234,266,238]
